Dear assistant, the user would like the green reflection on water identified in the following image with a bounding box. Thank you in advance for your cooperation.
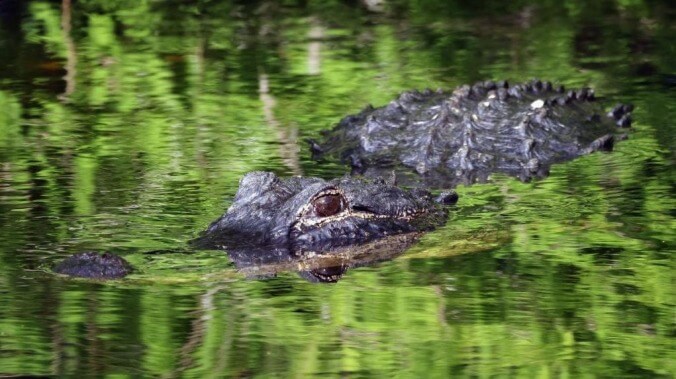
[0,0,674,377]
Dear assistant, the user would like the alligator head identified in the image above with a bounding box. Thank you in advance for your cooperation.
[191,171,452,256]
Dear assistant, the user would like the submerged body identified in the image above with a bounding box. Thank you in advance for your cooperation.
[311,79,632,187]
[53,252,133,279]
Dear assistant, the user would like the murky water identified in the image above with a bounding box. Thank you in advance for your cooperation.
[0,1,674,377]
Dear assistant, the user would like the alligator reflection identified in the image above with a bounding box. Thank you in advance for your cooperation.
[217,232,423,283]
[53,232,422,283]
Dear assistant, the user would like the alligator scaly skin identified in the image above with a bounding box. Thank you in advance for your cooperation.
[311,79,632,188]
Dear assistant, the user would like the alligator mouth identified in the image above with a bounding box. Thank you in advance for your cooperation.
[291,205,430,230]
[288,205,445,256]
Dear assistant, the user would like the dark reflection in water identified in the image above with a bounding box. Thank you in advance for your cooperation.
[0,0,674,377]
[207,232,425,283]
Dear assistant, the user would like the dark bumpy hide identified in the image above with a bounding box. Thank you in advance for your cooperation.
[310,79,632,187]
[191,172,450,256]
[53,252,133,279]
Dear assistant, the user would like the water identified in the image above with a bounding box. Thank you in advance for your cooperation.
[0,1,674,377]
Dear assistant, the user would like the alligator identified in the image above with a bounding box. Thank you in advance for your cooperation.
[53,79,632,281]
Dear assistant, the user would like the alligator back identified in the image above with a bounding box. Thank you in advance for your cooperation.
[311,80,632,188]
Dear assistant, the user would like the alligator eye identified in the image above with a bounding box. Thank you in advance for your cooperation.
[312,194,344,217]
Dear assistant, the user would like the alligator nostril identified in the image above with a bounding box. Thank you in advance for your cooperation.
[435,191,459,205]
